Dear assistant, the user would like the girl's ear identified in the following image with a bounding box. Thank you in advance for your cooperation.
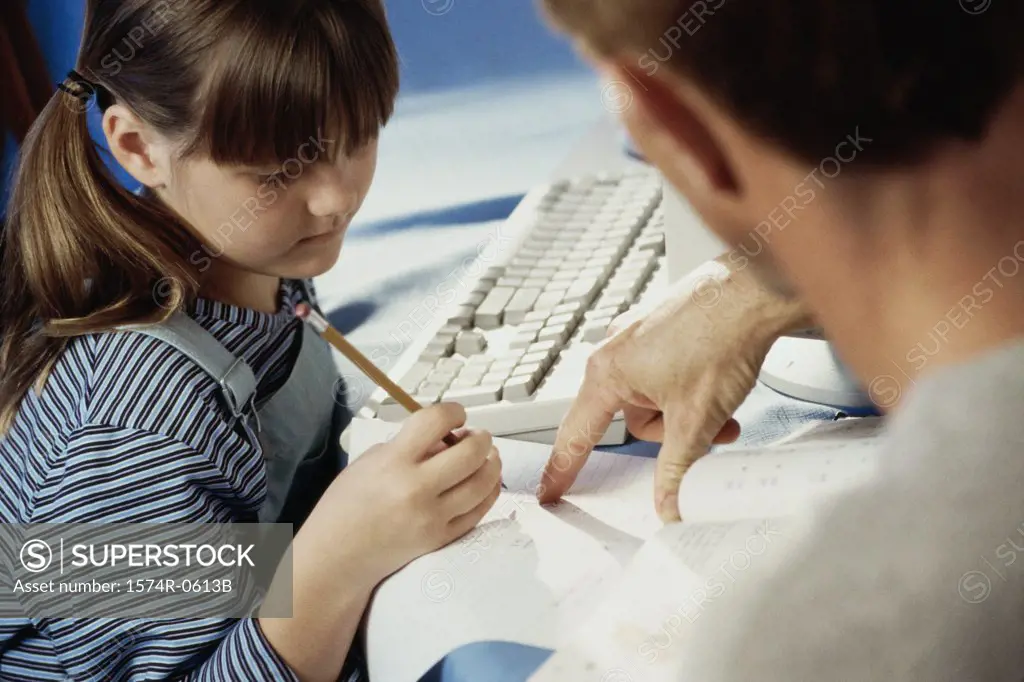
[101,104,174,190]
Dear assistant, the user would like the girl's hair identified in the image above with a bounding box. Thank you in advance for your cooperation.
[0,0,399,433]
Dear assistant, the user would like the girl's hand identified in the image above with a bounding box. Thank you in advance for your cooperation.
[310,402,502,585]
[260,403,499,681]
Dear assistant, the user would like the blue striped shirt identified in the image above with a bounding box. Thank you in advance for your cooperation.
[0,279,326,680]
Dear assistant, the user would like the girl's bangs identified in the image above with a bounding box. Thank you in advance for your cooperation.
[186,1,399,167]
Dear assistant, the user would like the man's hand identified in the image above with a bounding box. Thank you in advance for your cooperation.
[536,256,813,522]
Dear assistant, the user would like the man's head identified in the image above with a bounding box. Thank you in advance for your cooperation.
[539,0,1024,300]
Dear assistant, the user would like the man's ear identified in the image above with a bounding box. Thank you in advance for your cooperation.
[101,104,173,190]
[601,61,738,197]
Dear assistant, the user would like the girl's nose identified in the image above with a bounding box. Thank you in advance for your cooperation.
[306,166,356,219]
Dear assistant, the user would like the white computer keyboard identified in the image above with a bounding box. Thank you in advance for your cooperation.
[359,168,667,445]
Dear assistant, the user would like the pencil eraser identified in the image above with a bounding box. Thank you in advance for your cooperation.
[295,303,312,320]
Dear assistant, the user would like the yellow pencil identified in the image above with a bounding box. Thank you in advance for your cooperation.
[295,302,461,447]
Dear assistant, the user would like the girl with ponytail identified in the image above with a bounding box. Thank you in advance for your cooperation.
[0,2,502,679]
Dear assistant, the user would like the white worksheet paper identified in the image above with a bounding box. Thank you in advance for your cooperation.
[346,416,884,682]
[528,418,886,682]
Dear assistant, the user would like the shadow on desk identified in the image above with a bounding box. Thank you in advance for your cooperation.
[419,641,554,682]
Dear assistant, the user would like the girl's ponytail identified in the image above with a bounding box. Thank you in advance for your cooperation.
[0,77,198,434]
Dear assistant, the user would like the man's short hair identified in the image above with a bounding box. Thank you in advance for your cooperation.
[541,0,1024,165]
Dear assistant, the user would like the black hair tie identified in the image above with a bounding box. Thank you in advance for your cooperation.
[57,69,114,111]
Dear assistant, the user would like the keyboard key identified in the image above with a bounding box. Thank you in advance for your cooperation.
[620,257,659,281]
[524,310,551,324]
[579,266,610,281]
[484,368,513,384]
[546,312,577,328]
[447,306,476,329]
[511,362,545,382]
[453,365,487,383]
[496,349,526,366]
[415,389,443,405]
[528,340,560,355]
[475,287,516,329]
[595,292,630,313]
[525,234,555,246]
[534,291,565,310]
[437,357,465,372]
[520,347,552,365]
[600,286,637,307]
[552,301,585,318]
[589,306,627,325]
[460,291,486,307]
[562,278,601,305]
[420,338,454,361]
[623,250,657,266]
[604,274,646,301]
[538,323,572,344]
[572,208,601,221]
[427,369,459,387]
[504,288,542,325]
[522,278,550,289]
[602,226,632,240]
[503,375,537,401]
[450,375,482,390]
[444,385,503,407]
[637,233,665,254]
[419,380,454,396]
[399,362,434,392]
[471,280,494,296]
[582,317,614,342]
[481,266,505,281]
[497,277,524,289]
[465,355,493,371]
[543,282,570,296]
[455,330,488,356]
[585,256,615,270]
[522,343,557,370]
[510,331,538,350]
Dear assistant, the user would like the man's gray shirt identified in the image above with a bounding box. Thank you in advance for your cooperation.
[683,339,1024,681]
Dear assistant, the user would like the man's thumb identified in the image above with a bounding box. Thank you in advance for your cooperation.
[655,405,716,523]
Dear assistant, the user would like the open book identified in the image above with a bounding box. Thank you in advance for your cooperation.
[344,416,884,682]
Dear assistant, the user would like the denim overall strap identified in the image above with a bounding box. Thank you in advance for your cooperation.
[256,321,348,525]
[115,312,258,422]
